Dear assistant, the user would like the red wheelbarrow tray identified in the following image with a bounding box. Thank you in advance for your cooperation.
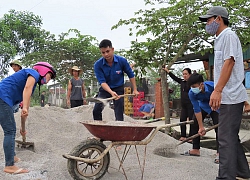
[80,121,155,141]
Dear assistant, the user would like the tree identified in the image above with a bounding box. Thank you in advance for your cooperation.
[22,29,100,88]
[0,9,50,77]
[112,0,250,125]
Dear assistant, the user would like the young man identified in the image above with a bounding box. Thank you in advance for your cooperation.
[181,73,219,164]
[67,66,86,108]
[93,39,139,121]
[0,62,56,174]
[199,6,250,179]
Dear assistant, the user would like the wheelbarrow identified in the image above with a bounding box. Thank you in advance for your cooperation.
[62,120,193,180]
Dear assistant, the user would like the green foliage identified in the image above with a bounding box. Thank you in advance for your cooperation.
[0,9,46,78]
[30,85,48,107]
[112,0,250,74]
[23,29,100,88]
[0,10,100,88]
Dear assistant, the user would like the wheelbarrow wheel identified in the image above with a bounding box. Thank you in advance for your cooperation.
[67,139,110,180]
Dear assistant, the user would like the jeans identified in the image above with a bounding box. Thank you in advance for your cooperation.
[12,103,20,113]
[93,86,124,121]
[0,98,16,166]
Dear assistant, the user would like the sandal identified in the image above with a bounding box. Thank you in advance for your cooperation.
[180,150,200,156]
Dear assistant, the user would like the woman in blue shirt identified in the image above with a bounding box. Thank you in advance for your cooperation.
[0,62,56,174]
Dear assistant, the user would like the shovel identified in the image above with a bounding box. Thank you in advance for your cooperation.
[86,94,135,105]
[15,117,35,151]
[176,124,219,146]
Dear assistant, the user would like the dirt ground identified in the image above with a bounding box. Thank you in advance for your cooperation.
[0,105,219,180]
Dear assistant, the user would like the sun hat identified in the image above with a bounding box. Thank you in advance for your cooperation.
[199,6,229,22]
[68,66,83,75]
[10,60,22,69]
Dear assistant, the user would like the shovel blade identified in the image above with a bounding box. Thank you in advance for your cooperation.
[15,140,35,151]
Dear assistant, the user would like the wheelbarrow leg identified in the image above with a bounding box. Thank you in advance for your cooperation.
[134,145,147,180]
[114,147,128,180]
[118,145,132,171]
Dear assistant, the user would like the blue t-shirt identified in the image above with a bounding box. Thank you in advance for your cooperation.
[94,54,135,88]
[188,81,218,114]
[0,68,40,107]
[139,103,154,113]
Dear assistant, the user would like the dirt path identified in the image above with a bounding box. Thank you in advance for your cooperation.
[0,105,218,180]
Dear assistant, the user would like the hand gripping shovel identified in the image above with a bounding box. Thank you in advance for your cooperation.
[86,94,135,106]
[176,124,219,146]
[15,117,35,151]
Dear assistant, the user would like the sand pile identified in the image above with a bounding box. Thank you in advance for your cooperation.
[0,105,218,180]
[0,105,135,180]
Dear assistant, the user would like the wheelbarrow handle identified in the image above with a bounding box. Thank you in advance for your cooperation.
[177,124,219,146]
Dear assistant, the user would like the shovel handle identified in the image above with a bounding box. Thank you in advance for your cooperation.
[144,117,165,124]
[21,116,26,142]
[87,94,136,103]
[105,94,135,101]
[177,124,219,146]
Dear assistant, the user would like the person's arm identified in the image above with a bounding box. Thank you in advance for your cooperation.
[189,90,206,136]
[122,58,139,96]
[101,83,119,98]
[67,80,72,105]
[244,101,250,113]
[21,75,36,134]
[163,67,182,84]
[194,112,206,136]
[209,58,235,111]
[129,77,139,96]
[82,83,87,105]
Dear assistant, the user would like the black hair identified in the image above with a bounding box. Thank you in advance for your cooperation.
[99,39,112,48]
[222,17,229,26]
[187,73,204,87]
[213,15,229,26]
[183,68,192,74]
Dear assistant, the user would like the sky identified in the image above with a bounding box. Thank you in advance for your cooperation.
[1,0,203,74]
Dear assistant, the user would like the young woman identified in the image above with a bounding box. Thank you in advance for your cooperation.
[0,62,56,174]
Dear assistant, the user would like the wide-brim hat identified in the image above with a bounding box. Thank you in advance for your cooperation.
[68,66,83,75]
[10,60,22,69]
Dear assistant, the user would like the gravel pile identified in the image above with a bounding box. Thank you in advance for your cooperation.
[0,105,218,180]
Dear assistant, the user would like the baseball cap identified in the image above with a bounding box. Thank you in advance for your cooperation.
[199,6,229,22]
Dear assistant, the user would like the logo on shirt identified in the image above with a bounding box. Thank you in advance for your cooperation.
[116,70,121,74]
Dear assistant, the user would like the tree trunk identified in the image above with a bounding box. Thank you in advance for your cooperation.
[160,69,170,133]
